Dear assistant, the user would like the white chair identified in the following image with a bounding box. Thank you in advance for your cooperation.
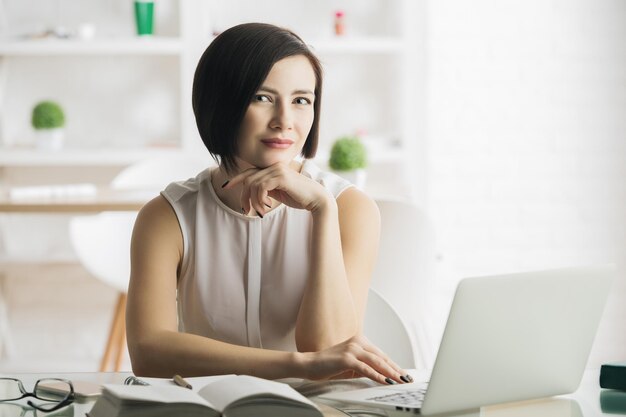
[69,155,210,371]
[370,198,439,370]
[363,288,416,369]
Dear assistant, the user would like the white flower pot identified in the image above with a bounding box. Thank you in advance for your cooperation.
[35,128,65,151]
[333,168,367,189]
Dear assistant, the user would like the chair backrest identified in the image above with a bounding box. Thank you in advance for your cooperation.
[111,154,211,190]
[363,288,416,369]
[69,154,213,292]
[371,198,439,369]
[69,212,136,292]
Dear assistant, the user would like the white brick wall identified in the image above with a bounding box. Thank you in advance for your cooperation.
[425,0,626,366]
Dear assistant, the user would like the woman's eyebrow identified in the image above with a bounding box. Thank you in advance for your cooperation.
[259,86,315,96]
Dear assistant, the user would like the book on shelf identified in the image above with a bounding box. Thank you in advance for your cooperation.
[87,374,322,417]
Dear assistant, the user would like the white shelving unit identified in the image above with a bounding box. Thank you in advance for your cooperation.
[310,37,406,54]
[0,0,425,371]
[0,37,404,56]
[0,0,421,193]
[0,147,189,167]
[0,37,184,56]
[0,0,205,166]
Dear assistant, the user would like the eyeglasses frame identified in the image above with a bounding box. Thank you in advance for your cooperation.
[0,377,74,412]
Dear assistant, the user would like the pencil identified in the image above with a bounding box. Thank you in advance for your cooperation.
[172,374,193,389]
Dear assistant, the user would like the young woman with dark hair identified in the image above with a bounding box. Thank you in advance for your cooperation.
[126,23,411,385]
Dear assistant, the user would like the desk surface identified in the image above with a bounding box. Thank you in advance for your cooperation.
[0,369,623,417]
[0,187,155,213]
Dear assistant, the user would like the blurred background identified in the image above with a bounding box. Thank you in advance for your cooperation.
[0,0,624,372]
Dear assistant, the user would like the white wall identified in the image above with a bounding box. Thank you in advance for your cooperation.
[424,0,626,367]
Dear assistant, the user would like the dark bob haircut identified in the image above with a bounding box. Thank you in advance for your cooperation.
[192,23,323,173]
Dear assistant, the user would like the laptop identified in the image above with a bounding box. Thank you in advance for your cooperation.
[321,265,613,415]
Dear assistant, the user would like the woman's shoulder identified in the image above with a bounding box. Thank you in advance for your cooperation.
[161,168,212,203]
[134,194,182,245]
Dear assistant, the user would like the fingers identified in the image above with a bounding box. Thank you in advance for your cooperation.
[223,166,284,216]
[222,168,257,214]
[246,172,280,216]
[351,345,407,385]
[360,337,410,381]
[346,355,394,385]
[222,167,258,189]
[329,338,412,385]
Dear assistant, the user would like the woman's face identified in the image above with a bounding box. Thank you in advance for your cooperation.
[235,55,316,170]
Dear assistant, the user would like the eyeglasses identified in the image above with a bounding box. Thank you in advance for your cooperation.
[0,402,74,416]
[0,378,74,412]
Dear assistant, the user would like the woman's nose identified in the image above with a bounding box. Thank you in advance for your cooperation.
[270,102,294,130]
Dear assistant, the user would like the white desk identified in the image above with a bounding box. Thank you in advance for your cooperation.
[0,370,623,417]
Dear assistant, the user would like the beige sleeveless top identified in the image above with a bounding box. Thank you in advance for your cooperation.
[161,160,353,352]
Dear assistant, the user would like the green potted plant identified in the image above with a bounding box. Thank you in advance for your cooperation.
[32,100,66,150]
[329,135,367,188]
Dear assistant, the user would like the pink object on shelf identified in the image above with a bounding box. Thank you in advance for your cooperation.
[334,10,346,36]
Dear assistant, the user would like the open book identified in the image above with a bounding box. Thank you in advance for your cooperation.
[87,374,322,417]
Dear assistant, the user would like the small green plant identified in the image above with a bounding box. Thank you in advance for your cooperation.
[31,101,65,130]
[329,136,367,171]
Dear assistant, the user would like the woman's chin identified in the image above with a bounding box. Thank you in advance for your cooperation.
[239,156,293,170]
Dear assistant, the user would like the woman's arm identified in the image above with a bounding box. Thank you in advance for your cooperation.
[126,194,403,383]
[295,187,380,351]
[224,163,381,351]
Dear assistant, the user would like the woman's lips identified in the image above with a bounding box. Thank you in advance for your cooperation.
[261,138,294,149]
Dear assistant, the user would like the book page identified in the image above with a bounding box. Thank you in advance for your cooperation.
[135,375,233,392]
[103,384,213,407]
[198,375,318,412]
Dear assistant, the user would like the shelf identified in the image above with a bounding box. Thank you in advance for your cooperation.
[0,37,184,56]
[0,146,406,167]
[314,146,407,166]
[309,37,405,54]
[0,148,196,166]
[199,35,404,54]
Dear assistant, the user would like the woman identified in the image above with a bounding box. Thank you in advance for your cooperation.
[126,22,412,385]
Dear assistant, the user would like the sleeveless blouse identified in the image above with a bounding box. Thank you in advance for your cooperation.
[160,160,353,352]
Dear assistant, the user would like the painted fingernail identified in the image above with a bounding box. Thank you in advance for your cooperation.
[400,375,410,383]
[256,210,263,218]
[221,180,230,188]
[406,374,414,383]
[385,377,396,385]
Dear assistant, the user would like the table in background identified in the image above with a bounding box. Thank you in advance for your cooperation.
[0,187,153,213]
[0,187,154,359]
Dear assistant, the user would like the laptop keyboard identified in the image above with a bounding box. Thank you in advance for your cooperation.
[366,387,427,407]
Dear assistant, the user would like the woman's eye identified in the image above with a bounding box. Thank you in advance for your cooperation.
[254,95,271,103]
[294,97,311,105]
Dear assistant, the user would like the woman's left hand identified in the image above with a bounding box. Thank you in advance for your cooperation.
[223,162,332,215]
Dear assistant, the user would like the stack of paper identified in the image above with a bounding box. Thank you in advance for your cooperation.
[9,184,97,200]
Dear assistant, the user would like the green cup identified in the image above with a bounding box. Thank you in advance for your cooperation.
[134,0,154,36]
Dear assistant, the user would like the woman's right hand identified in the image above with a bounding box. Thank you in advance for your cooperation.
[223,162,333,215]
[298,335,412,385]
